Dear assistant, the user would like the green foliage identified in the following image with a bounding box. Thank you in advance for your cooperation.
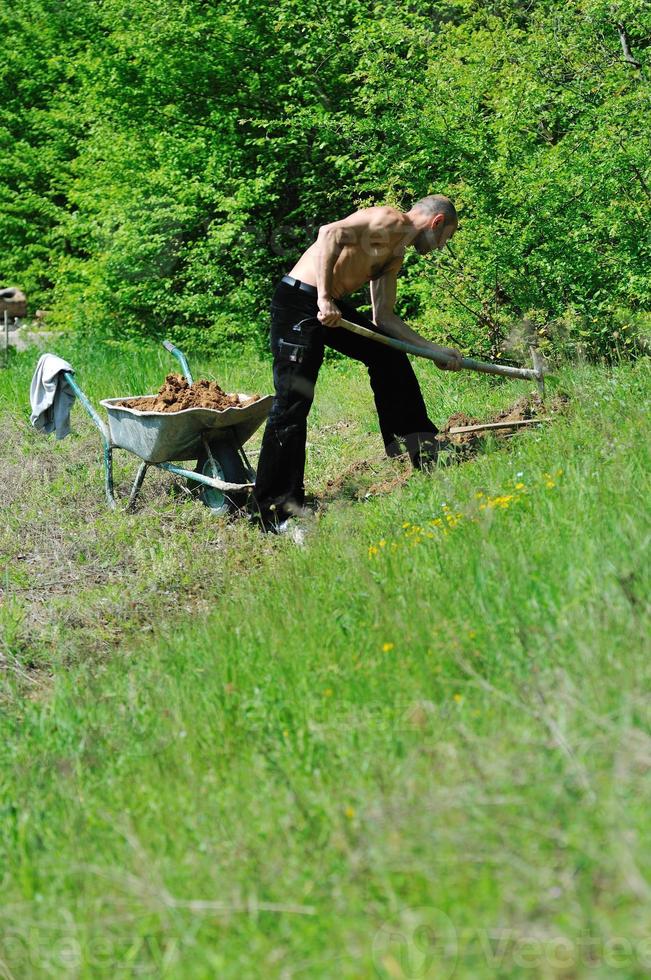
[0,0,649,356]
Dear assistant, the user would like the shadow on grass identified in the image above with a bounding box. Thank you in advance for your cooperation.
[313,435,497,508]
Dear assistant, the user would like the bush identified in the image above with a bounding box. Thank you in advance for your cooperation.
[1,0,649,359]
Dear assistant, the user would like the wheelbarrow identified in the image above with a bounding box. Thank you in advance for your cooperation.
[65,340,273,514]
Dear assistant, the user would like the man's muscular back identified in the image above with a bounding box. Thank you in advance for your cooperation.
[288,206,412,300]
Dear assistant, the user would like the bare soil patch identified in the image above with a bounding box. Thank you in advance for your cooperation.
[438,392,568,450]
[319,456,412,503]
[321,393,569,502]
[118,374,260,413]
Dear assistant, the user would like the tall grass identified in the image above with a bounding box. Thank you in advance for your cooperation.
[0,345,649,977]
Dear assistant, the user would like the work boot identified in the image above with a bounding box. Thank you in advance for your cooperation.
[272,518,308,546]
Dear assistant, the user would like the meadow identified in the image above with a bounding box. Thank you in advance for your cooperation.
[1,340,650,978]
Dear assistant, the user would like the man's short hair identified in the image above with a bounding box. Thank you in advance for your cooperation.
[412,194,458,226]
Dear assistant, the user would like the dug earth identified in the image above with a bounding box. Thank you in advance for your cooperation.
[117,374,261,413]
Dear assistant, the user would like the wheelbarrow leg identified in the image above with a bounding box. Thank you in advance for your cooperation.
[202,433,219,477]
[228,429,256,482]
[63,371,118,511]
[104,445,117,511]
[127,460,149,511]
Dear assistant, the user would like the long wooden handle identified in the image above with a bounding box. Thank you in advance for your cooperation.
[338,317,542,383]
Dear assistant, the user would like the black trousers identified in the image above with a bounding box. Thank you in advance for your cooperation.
[253,279,439,523]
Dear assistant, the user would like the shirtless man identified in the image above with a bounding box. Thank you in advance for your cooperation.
[253,194,463,529]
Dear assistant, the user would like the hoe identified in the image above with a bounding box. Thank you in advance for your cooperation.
[338,317,548,399]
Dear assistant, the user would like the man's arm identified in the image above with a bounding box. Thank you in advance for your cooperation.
[371,265,463,371]
[314,224,343,325]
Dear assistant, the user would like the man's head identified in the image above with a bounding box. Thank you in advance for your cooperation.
[408,194,458,254]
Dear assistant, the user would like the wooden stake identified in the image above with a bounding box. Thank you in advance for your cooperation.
[447,417,551,435]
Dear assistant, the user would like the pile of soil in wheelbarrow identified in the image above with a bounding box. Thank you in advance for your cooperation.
[116,374,261,413]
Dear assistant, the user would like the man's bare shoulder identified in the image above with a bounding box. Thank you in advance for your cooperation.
[374,205,408,219]
[359,205,408,227]
[327,205,408,230]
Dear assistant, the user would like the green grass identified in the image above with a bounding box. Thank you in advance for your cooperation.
[1,340,650,977]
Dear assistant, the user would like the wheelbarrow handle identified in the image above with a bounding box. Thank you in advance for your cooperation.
[162,340,194,385]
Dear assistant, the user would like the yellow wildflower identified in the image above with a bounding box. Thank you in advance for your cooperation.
[488,494,513,509]
[345,806,355,820]
[453,693,463,704]
[382,642,394,653]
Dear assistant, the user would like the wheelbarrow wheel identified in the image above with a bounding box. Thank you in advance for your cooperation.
[191,441,251,516]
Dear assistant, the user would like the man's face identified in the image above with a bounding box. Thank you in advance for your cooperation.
[414,216,457,255]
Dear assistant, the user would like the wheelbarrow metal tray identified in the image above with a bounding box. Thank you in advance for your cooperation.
[100,394,273,463]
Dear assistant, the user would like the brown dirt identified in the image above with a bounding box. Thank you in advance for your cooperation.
[117,374,260,413]
[320,393,569,503]
[321,456,413,503]
[438,393,568,447]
